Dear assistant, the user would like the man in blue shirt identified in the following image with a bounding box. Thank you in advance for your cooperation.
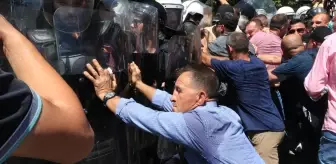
[83,59,264,164]
[268,28,331,162]
[201,32,285,164]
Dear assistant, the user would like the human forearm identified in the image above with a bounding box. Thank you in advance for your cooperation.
[104,96,121,114]
[257,54,282,65]
[135,81,157,101]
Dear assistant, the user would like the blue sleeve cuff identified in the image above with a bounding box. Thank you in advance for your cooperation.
[116,98,136,120]
[0,88,43,163]
[152,89,170,108]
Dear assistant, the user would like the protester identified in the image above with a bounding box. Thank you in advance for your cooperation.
[0,16,94,163]
[207,5,255,59]
[257,14,289,65]
[304,32,336,164]
[203,5,234,44]
[245,18,263,39]
[269,29,331,158]
[201,32,285,164]
[312,13,330,28]
[83,60,264,164]
[247,16,285,119]
[288,19,308,36]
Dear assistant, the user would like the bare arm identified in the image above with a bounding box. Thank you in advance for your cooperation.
[257,54,282,65]
[0,16,94,163]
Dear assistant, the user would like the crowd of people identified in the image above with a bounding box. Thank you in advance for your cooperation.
[1,0,336,164]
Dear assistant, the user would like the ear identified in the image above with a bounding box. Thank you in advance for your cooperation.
[196,91,208,106]
[220,25,225,31]
[313,41,318,47]
[228,45,234,53]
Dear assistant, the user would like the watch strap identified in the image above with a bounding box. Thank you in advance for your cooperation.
[103,92,116,107]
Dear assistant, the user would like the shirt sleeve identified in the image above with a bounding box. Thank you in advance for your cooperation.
[304,40,331,98]
[210,58,237,81]
[0,71,42,163]
[116,98,194,146]
[151,89,174,112]
[272,59,300,82]
[208,37,228,57]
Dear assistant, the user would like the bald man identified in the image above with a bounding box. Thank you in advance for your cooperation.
[312,13,330,28]
[268,33,327,162]
[281,34,305,59]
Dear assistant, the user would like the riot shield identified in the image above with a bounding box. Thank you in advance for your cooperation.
[128,2,159,85]
[235,0,277,21]
[165,26,201,80]
[53,5,131,75]
[0,0,42,72]
[129,2,158,54]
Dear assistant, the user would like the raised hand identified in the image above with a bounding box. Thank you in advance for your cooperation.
[83,59,117,100]
[128,62,142,87]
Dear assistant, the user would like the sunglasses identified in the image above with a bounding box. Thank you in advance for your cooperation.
[288,28,305,34]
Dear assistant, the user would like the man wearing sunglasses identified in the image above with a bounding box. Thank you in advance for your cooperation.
[288,19,308,36]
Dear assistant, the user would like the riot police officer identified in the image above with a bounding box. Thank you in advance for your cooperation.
[180,0,204,35]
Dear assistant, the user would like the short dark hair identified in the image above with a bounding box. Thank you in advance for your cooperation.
[226,32,249,53]
[270,14,288,30]
[290,19,305,26]
[219,12,239,32]
[248,18,263,28]
[176,64,219,99]
[254,14,268,27]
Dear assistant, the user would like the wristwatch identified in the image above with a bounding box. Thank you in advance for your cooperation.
[103,92,116,107]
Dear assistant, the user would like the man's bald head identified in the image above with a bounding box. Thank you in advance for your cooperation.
[312,13,330,28]
[281,34,304,58]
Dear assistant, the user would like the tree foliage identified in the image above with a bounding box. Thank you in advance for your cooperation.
[203,0,299,10]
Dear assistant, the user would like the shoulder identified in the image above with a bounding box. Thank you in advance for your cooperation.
[213,35,228,43]
[184,106,241,127]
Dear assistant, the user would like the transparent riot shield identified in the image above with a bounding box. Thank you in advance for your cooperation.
[128,2,159,85]
[190,26,202,64]
[129,2,158,54]
[0,0,42,72]
[53,6,131,75]
[235,0,277,21]
[165,26,201,80]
